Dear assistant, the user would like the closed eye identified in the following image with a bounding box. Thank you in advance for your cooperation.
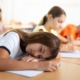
[58,20,63,23]
[39,46,45,54]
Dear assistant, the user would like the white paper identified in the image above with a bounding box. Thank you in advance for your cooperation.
[7,70,43,77]
[60,51,80,58]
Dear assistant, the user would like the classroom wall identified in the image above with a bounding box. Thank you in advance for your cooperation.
[0,0,80,27]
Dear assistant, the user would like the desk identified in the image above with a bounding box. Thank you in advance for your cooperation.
[4,24,33,33]
[0,58,80,80]
[61,57,80,64]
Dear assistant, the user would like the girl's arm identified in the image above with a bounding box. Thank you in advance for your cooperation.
[57,34,68,43]
[21,55,45,62]
[50,29,68,43]
[0,48,58,72]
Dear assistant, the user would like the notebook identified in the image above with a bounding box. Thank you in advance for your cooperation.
[7,70,43,77]
[60,51,80,58]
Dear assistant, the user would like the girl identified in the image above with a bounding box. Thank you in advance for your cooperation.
[0,29,60,71]
[33,6,68,43]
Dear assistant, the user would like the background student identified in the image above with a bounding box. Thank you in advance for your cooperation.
[0,8,6,34]
[60,24,80,45]
[59,24,80,52]
[0,29,60,71]
[33,6,68,43]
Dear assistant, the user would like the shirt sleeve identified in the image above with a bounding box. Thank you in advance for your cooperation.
[50,29,58,36]
[0,32,20,56]
[33,26,48,32]
[33,26,39,32]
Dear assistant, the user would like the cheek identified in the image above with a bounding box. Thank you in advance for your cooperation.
[53,20,58,26]
[54,22,59,28]
[57,22,62,27]
[25,46,29,53]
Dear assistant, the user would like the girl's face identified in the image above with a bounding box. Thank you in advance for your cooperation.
[26,43,51,59]
[49,14,66,29]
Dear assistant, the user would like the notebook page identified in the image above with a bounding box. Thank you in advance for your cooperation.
[60,51,80,58]
[7,70,43,77]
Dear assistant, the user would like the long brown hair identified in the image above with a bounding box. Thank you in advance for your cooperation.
[7,29,60,60]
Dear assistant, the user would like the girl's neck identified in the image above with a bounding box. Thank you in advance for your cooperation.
[44,23,51,32]
[44,22,57,32]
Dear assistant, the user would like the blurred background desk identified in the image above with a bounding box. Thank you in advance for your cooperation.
[4,24,34,33]
[0,58,80,80]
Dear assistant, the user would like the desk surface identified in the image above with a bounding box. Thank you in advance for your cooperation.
[0,58,80,80]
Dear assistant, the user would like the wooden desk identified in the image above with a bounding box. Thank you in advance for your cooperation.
[61,57,80,64]
[0,58,80,80]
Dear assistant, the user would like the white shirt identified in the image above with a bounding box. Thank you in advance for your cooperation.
[33,25,58,36]
[0,32,23,60]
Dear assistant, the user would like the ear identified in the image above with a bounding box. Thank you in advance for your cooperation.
[48,14,53,20]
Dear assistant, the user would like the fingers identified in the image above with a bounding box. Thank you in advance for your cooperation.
[21,56,31,61]
[39,61,60,72]
[49,62,57,71]
[21,56,39,62]
[47,62,60,72]
[23,57,34,62]
[48,66,57,72]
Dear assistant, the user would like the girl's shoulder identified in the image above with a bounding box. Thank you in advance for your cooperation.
[0,31,20,40]
[5,31,19,36]
[33,25,47,32]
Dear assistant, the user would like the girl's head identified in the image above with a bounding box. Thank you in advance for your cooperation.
[11,29,61,60]
[25,32,61,60]
[39,6,66,29]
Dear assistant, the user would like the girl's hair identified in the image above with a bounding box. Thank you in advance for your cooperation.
[39,6,66,25]
[9,29,61,60]
[0,8,2,21]
[0,8,2,12]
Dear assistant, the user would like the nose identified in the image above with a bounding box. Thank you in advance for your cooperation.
[34,51,40,57]
[33,51,42,58]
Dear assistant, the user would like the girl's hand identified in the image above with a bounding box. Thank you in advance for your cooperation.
[60,43,74,52]
[21,55,45,62]
[38,61,59,72]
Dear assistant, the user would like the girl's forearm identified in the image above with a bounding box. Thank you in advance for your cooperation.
[0,58,58,71]
[58,34,68,43]
[0,58,38,71]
